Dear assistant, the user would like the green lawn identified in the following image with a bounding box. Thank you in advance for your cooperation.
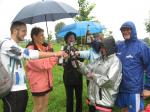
[0,42,150,112]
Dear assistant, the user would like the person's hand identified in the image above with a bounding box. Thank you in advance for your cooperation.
[143,89,150,99]
[75,51,80,56]
[55,51,65,57]
[87,72,94,79]
[63,52,69,59]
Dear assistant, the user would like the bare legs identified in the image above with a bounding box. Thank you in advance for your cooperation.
[32,92,49,112]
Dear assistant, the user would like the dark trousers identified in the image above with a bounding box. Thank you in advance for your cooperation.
[2,90,28,112]
[89,105,96,112]
[64,84,83,112]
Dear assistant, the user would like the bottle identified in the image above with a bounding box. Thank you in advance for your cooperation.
[58,45,64,65]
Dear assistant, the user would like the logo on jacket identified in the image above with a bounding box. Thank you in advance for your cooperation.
[126,54,133,59]
[116,52,121,55]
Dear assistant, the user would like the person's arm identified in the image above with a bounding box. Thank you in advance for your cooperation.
[39,51,63,59]
[21,47,64,59]
[25,45,59,71]
[76,50,90,59]
[143,90,150,99]
[1,40,64,60]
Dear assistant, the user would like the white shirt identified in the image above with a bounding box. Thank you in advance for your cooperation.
[0,38,39,91]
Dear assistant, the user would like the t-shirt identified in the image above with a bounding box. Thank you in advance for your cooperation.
[0,38,39,91]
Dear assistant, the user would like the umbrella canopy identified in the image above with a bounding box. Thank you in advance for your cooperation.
[57,21,105,37]
[12,0,78,23]
[12,0,78,38]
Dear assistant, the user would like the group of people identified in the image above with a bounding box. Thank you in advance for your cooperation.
[0,21,64,112]
[1,20,150,112]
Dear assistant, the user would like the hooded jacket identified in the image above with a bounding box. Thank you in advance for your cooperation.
[116,21,150,93]
[78,37,122,108]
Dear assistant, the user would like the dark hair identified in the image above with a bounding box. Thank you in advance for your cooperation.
[31,27,44,39]
[64,31,76,43]
[10,21,26,33]
[26,27,44,50]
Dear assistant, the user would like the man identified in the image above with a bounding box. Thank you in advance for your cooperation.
[0,21,64,112]
[115,21,150,112]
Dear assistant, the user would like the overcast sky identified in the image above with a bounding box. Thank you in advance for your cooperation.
[0,0,150,41]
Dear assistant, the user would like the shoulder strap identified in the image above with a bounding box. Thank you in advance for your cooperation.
[11,59,16,78]
[0,39,15,77]
[0,40,6,49]
[0,38,11,49]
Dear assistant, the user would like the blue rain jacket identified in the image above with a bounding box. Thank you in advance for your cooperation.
[116,21,150,93]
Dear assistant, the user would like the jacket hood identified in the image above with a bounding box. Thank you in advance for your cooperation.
[120,21,137,41]
[102,37,116,56]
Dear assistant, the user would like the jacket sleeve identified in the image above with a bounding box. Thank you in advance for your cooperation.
[25,45,57,71]
[26,57,58,71]
[79,50,90,59]
[141,43,150,90]
[93,58,122,87]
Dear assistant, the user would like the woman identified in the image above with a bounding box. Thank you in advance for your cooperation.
[63,32,84,112]
[78,37,122,112]
[26,27,58,112]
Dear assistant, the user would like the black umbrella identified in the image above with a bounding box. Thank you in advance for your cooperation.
[12,0,78,39]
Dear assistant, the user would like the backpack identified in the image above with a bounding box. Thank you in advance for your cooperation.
[0,40,15,98]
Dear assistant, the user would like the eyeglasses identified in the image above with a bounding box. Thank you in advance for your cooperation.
[121,27,131,32]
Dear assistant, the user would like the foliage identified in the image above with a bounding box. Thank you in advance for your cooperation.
[75,0,96,21]
[47,31,53,42]
[55,22,65,35]
[55,22,65,42]
[143,37,150,45]
[142,38,150,47]
[145,19,150,33]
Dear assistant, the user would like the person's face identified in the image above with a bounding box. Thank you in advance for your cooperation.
[100,46,107,56]
[121,27,131,40]
[15,25,27,42]
[66,35,76,44]
[96,35,104,41]
[33,31,45,45]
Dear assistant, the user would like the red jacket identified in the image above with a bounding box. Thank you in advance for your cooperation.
[26,45,57,93]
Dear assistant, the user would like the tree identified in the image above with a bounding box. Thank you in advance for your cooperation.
[145,11,150,36]
[75,0,96,21]
[47,31,53,42]
[55,22,65,40]
[143,37,150,46]
[55,22,65,34]
[145,20,150,33]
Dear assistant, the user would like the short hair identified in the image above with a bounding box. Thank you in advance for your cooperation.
[31,27,44,39]
[10,21,26,33]
[64,31,76,43]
